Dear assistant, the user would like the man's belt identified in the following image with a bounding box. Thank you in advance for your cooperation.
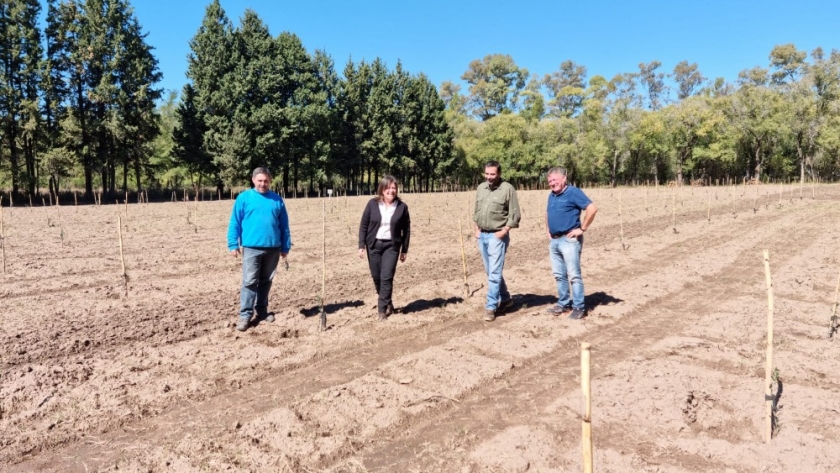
[551,229,577,238]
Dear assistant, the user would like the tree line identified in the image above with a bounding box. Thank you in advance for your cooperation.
[1,0,161,199]
[1,0,839,202]
[445,47,840,187]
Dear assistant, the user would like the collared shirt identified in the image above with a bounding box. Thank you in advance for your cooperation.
[473,179,521,232]
[547,185,592,236]
[375,201,397,240]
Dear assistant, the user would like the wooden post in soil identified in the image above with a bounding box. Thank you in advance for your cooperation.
[812,176,816,199]
[118,215,129,298]
[56,194,64,246]
[1,196,6,274]
[707,190,711,222]
[762,249,774,443]
[671,190,677,233]
[458,219,470,297]
[828,266,840,337]
[618,191,627,250]
[581,342,593,473]
[319,198,327,331]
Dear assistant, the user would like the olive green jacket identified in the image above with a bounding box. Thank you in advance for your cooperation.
[473,180,521,231]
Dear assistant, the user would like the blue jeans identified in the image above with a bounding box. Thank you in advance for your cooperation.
[549,236,585,310]
[477,232,510,310]
[239,247,282,321]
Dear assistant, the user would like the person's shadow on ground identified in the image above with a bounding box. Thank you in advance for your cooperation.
[399,296,465,314]
[299,299,365,318]
[500,291,623,316]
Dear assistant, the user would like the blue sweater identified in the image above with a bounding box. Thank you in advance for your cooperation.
[227,189,292,252]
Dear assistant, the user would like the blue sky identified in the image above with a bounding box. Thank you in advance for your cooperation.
[111,0,839,98]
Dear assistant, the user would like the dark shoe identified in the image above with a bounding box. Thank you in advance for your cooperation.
[498,299,513,312]
[378,311,388,321]
[385,302,395,316]
[547,305,572,316]
[483,309,496,322]
[568,308,587,320]
[236,318,249,331]
[264,314,275,323]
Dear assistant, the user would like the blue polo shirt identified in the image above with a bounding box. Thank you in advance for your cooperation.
[547,186,592,236]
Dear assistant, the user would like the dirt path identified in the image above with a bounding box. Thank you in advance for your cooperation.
[2,184,839,472]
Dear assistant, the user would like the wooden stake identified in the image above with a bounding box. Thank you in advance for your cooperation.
[707,190,711,221]
[762,249,774,443]
[458,219,470,297]
[619,191,627,250]
[1,196,6,274]
[671,191,677,233]
[320,199,327,331]
[829,266,840,337]
[581,342,593,473]
[118,215,129,298]
[74,191,78,206]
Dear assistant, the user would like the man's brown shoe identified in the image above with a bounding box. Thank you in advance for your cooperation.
[378,311,388,321]
[498,299,513,312]
[546,305,572,316]
[483,309,496,322]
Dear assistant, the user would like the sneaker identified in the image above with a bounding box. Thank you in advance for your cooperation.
[498,299,513,312]
[483,309,496,322]
[265,314,275,323]
[568,308,587,320]
[236,318,249,331]
[546,305,572,316]
[378,311,388,321]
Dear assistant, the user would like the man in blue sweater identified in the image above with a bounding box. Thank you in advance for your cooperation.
[227,167,292,331]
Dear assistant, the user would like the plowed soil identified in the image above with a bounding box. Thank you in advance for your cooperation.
[2,183,839,473]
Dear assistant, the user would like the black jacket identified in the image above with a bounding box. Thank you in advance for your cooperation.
[358,198,411,254]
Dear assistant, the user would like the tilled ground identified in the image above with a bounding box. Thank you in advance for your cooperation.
[2,183,839,472]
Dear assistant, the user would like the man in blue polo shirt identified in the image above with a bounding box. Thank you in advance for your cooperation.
[227,167,292,331]
[544,167,597,319]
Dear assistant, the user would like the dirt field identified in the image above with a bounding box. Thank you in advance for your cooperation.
[2,182,839,472]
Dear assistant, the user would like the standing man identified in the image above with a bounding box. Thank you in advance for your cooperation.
[545,167,597,320]
[227,167,292,332]
[474,160,521,322]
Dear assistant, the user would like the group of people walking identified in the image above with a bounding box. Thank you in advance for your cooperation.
[226,163,597,332]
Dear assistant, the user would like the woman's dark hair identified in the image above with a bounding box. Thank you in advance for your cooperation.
[375,175,400,202]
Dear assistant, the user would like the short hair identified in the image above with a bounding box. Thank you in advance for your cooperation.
[547,167,567,177]
[484,160,501,174]
[376,175,400,202]
[252,167,272,179]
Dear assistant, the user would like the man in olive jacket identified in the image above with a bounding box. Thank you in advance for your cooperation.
[473,160,521,322]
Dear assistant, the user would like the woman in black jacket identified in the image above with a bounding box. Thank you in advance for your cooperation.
[358,175,411,321]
